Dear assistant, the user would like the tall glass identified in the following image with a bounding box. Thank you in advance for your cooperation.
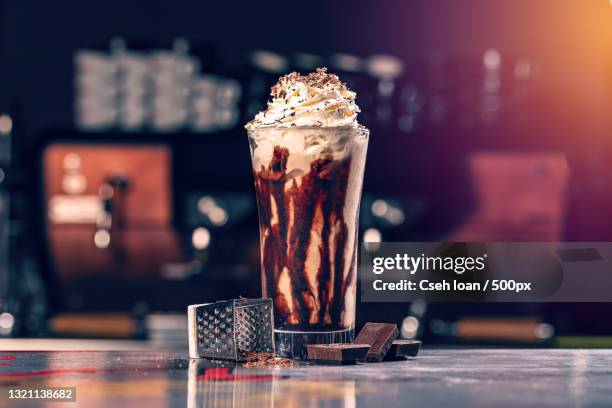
[247,126,369,358]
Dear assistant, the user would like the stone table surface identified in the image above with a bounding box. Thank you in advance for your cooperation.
[0,348,611,407]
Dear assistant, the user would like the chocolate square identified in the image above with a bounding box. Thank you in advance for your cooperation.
[306,343,370,365]
[383,340,422,361]
[354,323,399,362]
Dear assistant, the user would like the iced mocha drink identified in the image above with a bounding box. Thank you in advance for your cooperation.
[246,68,368,358]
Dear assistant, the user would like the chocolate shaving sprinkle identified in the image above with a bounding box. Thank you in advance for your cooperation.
[270,67,349,99]
[240,352,298,368]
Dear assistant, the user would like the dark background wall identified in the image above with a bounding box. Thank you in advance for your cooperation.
[2,0,612,146]
[2,0,612,336]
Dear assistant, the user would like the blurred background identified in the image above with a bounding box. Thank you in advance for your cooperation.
[1,0,612,348]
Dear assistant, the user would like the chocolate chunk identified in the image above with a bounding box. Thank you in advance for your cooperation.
[383,340,422,361]
[306,343,370,365]
[354,323,399,362]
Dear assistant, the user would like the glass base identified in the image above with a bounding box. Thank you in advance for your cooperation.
[274,328,354,359]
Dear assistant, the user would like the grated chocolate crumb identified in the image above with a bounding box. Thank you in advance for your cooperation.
[240,352,298,368]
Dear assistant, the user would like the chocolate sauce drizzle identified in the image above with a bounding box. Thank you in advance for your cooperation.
[254,146,355,330]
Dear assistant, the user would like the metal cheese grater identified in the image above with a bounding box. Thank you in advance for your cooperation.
[188,298,274,360]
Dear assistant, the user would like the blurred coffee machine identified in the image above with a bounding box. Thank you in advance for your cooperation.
[43,143,184,311]
[40,133,263,328]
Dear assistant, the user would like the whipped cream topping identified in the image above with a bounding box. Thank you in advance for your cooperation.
[246,67,360,129]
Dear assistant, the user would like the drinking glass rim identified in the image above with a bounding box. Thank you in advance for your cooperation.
[247,124,369,135]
